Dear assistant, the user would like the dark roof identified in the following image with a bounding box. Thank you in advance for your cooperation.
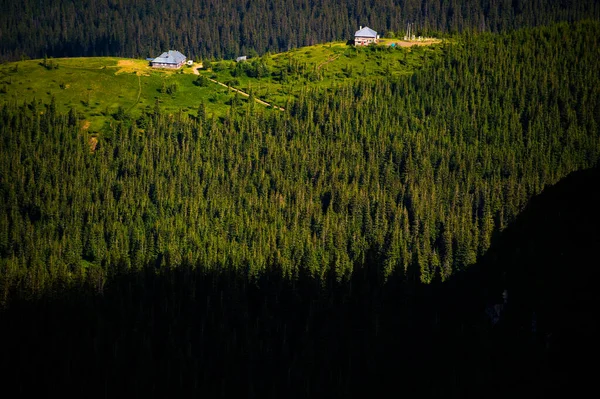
[354,27,377,38]
[152,50,186,65]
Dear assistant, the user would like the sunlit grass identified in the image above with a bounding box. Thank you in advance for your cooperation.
[0,39,444,132]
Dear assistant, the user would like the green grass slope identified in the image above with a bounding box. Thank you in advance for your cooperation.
[203,39,443,106]
[0,40,443,132]
[0,57,225,131]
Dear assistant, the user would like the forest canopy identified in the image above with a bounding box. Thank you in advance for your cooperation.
[1,21,599,303]
[0,0,599,61]
[1,0,599,395]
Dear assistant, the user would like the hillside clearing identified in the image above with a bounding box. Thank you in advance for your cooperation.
[203,40,444,106]
[116,59,151,76]
[0,40,444,132]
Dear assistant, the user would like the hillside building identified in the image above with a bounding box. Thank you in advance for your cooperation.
[354,26,379,46]
[151,50,187,69]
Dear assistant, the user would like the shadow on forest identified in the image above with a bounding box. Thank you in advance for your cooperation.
[1,166,599,398]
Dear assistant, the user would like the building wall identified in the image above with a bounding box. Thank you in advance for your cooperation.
[354,36,377,46]
[151,62,183,69]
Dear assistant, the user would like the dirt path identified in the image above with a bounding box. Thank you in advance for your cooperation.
[208,78,285,111]
[317,53,340,71]
[127,74,142,112]
[192,63,203,75]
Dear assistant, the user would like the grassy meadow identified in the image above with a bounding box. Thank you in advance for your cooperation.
[203,39,443,107]
[0,39,443,132]
[0,57,230,132]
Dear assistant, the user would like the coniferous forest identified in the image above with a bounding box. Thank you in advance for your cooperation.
[0,0,599,61]
[1,1,600,397]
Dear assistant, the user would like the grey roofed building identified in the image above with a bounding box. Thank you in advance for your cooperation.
[354,26,379,46]
[354,26,377,38]
[151,50,187,69]
[236,56,247,62]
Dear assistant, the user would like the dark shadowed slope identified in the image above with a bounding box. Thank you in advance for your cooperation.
[479,164,600,338]
[488,164,600,387]
[0,166,598,397]
[439,164,600,396]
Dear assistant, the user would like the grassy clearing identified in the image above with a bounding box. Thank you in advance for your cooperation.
[0,57,229,131]
[0,40,444,132]
[202,39,444,107]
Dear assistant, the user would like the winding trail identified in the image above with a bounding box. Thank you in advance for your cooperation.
[192,63,202,75]
[316,53,340,71]
[208,77,285,111]
[126,74,142,112]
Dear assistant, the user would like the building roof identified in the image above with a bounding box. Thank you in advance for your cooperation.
[152,50,186,65]
[354,26,377,38]
[236,56,247,62]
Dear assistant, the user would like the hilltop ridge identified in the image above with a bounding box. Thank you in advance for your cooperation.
[0,40,443,131]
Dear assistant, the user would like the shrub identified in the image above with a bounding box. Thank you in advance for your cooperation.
[194,75,209,87]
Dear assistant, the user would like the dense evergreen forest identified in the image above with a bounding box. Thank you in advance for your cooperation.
[1,152,598,397]
[1,21,599,303]
[1,0,599,61]
[0,0,598,392]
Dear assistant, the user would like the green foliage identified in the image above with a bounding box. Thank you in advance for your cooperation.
[197,100,207,122]
[0,40,448,132]
[342,64,353,78]
[166,82,178,95]
[225,78,240,87]
[40,56,59,70]
[0,0,599,62]
[0,57,231,131]
[113,105,128,121]
[202,40,443,107]
[0,22,599,300]
[194,75,209,87]
[231,59,270,79]
[160,81,178,95]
